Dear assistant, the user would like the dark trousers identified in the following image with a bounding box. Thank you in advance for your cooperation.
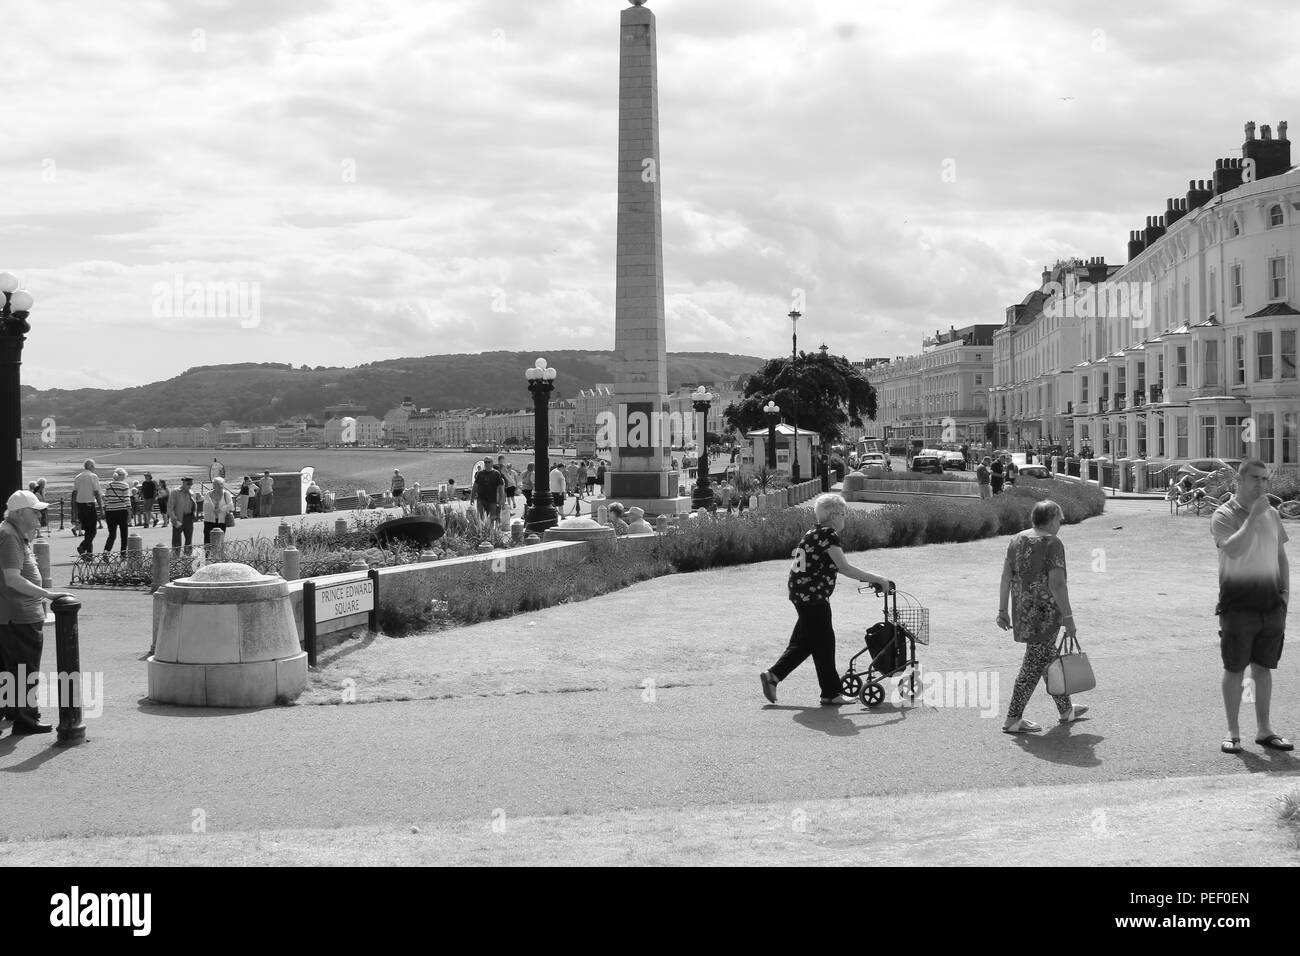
[0,621,44,725]
[76,503,99,553]
[203,520,220,544]
[522,489,534,508]
[771,600,841,698]
[171,514,195,552]
[103,509,130,553]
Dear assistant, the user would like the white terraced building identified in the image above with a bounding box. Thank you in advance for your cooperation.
[993,120,1299,468]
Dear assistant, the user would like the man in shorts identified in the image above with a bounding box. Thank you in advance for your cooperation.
[1212,458,1292,753]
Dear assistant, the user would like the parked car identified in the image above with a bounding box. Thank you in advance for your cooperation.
[860,452,892,472]
[1017,464,1055,480]
[909,453,944,475]
[940,450,966,471]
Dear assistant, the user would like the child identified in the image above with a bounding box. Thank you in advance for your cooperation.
[761,493,895,706]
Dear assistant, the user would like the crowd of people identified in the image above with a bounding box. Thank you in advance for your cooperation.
[974,454,1020,500]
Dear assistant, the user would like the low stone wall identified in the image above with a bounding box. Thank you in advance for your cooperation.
[282,532,664,643]
[844,478,980,502]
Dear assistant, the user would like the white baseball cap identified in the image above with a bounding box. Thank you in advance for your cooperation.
[6,490,49,511]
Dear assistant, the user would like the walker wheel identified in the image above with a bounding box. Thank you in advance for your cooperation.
[860,682,885,708]
[840,674,863,698]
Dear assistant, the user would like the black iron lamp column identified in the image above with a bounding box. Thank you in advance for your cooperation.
[525,357,558,533]
[0,272,34,507]
[763,400,780,470]
[690,386,715,509]
[788,309,801,481]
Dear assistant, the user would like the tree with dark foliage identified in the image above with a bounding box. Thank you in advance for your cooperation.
[723,352,878,449]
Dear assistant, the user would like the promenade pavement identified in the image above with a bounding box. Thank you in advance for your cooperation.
[3,498,1298,864]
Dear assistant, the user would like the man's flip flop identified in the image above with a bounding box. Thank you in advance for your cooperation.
[1221,738,1242,753]
[1255,734,1294,751]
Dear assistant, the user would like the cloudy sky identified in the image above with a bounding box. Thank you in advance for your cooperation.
[2,0,1297,390]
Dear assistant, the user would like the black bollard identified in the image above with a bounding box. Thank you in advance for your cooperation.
[52,596,86,746]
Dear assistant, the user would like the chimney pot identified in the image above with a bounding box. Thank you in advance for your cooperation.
[1246,121,1257,140]
[1280,121,1289,141]
[1262,124,1273,140]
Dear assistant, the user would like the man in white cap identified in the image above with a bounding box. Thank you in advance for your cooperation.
[0,491,76,735]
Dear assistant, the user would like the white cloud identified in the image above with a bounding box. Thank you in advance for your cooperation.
[1,0,1297,390]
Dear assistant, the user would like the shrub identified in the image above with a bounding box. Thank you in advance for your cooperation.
[1270,473,1300,502]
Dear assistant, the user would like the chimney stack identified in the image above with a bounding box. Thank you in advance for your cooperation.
[1142,215,1167,248]
[1242,119,1292,180]
[1165,197,1187,227]
[1128,230,1145,261]
[1213,157,1244,196]
[1186,178,1213,212]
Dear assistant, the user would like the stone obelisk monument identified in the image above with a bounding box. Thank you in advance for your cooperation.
[608,0,687,515]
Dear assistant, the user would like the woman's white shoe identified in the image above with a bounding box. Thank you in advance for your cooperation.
[1002,718,1042,734]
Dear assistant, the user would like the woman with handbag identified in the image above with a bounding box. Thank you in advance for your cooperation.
[202,476,234,544]
[996,499,1089,733]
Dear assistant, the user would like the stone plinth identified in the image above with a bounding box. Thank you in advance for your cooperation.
[148,562,307,707]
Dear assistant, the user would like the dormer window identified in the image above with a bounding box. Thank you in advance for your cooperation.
[1231,219,1241,237]
[1269,204,1285,228]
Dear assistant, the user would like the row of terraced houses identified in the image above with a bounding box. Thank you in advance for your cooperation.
[867,119,1300,468]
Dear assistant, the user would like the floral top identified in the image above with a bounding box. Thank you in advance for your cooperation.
[1004,530,1067,643]
[789,524,840,604]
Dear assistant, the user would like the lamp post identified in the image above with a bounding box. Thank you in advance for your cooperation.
[690,386,715,509]
[525,357,558,533]
[763,400,780,470]
[0,272,35,509]
[788,310,801,481]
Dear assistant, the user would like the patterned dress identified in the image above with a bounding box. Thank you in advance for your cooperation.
[1006,531,1066,643]
[1004,529,1072,720]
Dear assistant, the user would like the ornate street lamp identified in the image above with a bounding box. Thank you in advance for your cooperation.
[788,310,801,481]
[0,272,35,507]
[524,357,559,533]
[763,400,780,470]
[690,386,715,509]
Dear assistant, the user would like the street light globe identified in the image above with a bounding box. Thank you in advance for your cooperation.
[525,366,539,381]
[534,358,548,370]
[0,273,18,294]
[544,366,557,381]
[8,289,34,313]
[763,401,780,415]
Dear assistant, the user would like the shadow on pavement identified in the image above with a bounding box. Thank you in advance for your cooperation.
[764,704,906,736]
[134,698,274,717]
[1226,749,1300,772]
[1008,723,1104,766]
[0,735,80,773]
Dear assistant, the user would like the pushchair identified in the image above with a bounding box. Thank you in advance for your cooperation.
[840,586,930,707]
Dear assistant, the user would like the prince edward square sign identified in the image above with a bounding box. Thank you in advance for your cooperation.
[314,577,374,623]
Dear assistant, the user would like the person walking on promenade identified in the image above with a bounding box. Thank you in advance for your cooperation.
[470,457,505,527]
[202,476,233,545]
[391,469,406,502]
[101,468,132,554]
[210,457,225,482]
[1005,456,1019,488]
[71,459,103,554]
[0,491,76,736]
[258,471,274,515]
[504,462,519,513]
[997,499,1087,733]
[549,461,567,515]
[576,461,589,503]
[520,464,535,511]
[595,460,606,498]
[169,477,197,554]
[990,456,1005,496]
[140,473,158,527]
[760,493,895,706]
[237,476,251,518]
[1213,459,1293,753]
[29,479,48,537]
[156,479,170,528]
[976,457,992,501]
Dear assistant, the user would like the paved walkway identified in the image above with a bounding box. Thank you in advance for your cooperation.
[4,497,1297,863]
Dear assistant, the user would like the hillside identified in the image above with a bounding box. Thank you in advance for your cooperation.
[21,351,764,427]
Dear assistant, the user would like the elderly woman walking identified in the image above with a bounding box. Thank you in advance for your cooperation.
[202,476,234,544]
[997,499,1089,733]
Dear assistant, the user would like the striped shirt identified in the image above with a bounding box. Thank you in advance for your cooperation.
[103,479,132,511]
